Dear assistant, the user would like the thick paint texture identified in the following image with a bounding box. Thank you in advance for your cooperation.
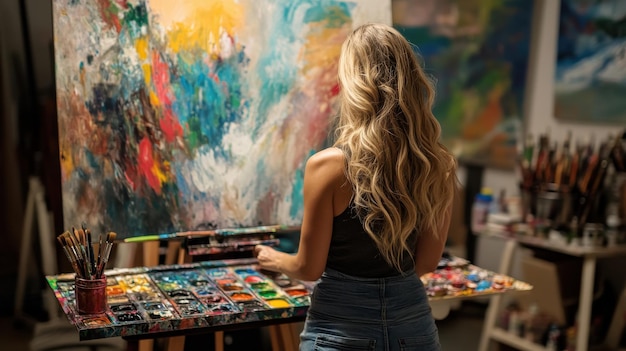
[53,0,390,238]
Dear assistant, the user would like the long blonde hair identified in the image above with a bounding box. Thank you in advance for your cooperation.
[334,23,457,271]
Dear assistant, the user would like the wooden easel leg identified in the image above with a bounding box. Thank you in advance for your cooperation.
[214,331,225,351]
[165,336,185,351]
[268,326,283,351]
[279,324,297,351]
[138,339,153,351]
[142,241,160,266]
[267,323,301,351]
[164,240,182,265]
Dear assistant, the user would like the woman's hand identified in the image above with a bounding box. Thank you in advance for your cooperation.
[254,245,282,273]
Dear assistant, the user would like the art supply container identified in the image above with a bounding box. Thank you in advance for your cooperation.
[535,184,562,233]
[75,276,107,315]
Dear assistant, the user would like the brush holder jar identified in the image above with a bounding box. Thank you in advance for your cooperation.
[75,275,107,314]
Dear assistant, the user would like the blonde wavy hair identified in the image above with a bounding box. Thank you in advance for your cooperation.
[334,23,457,271]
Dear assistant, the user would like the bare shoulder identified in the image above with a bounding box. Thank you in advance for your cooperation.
[305,148,345,184]
[307,147,344,168]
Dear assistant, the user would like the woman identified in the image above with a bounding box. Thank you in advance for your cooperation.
[255,23,457,351]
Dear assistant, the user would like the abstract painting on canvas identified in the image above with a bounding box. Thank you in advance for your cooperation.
[52,0,390,239]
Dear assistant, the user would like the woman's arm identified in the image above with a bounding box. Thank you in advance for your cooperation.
[414,198,452,277]
[255,149,344,281]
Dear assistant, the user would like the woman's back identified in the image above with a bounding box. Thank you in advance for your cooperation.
[327,202,418,277]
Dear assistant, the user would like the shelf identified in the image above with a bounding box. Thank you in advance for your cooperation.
[490,327,549,351]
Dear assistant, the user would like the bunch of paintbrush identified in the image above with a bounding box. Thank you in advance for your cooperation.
[56,225,117,279]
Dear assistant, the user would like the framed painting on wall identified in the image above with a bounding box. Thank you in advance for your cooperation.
[554,0,626,124]
[52,0,391,240]
[392,0,534,169]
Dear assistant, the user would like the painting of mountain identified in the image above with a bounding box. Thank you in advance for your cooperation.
[555,0,626,123]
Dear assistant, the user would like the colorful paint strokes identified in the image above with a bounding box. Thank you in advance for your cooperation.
[554,0,626,123]
[392,0,534,169]
[52,0,391,239]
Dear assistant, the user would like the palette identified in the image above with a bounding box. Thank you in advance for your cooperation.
[422,264,532,299]
[46,258,313,340]
[47,257,531,341]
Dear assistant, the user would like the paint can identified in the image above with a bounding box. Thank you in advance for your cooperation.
[75,275,107,315]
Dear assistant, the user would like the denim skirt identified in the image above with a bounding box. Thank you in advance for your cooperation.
[300,268,441,351]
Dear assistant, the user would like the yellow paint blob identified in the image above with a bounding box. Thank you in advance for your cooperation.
[266,299,291,308]
[300,18,351,75]
[151,161,168,186]
[150,0,242,56]
[60,148,75,179]
[135,37,149,61]
[149,91,160,106]
[141,64,152,86]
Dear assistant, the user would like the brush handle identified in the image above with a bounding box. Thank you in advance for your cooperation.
[86,230,96,277]
[61,246,82,278]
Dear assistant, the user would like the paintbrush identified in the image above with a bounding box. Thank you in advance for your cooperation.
[83,225,96,278]
[57,235,82,278]
[104,232,117,262]
[123,224,301,243]
[96,232,117,278]
[63,231,83,262]
[96,233,104,277]
[69,229,91,278]
[77,227,92,278]
[62,234,86,278]
[69,227,88,267]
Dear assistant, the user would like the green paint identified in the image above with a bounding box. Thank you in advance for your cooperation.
[258,290,278,299]
[122,3,149,39]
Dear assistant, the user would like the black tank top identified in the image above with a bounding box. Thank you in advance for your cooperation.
[326,204,417,278]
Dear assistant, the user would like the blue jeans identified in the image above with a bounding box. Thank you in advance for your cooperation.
[300,268,441,351]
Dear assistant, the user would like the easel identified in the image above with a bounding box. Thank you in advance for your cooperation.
[14,177,60,326]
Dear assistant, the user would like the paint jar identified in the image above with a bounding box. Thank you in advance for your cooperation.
[75,276,107,315]
[535,184,562,234]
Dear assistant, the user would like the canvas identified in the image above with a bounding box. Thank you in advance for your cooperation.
[53,0,391,239]
[554,0,626,123]
[392,0,534,169]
